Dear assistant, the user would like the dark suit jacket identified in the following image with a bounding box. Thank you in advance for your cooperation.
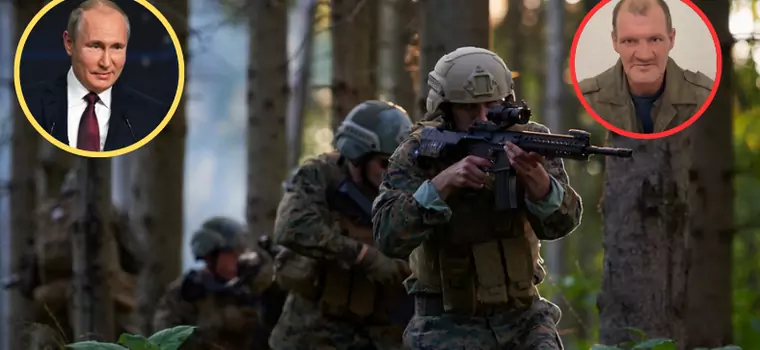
[24,74,170,151]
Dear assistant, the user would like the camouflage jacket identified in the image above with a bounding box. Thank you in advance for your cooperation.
[152,268,271,350]
[15,196,141,311]
[273,152,370,270]
[372,117,583,295]
[579,57,713,133]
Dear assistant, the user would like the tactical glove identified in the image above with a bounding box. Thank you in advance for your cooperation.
[356,245,411,286]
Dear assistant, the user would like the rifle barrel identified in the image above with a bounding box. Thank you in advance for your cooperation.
[586,146,633,158]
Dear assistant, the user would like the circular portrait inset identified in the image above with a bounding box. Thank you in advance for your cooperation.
[14,0,185,157]
[571,0,721,139]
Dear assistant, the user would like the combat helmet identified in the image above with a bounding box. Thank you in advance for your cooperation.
[190,217,247,259]
[425,46,515,114]
[334,100,413,165]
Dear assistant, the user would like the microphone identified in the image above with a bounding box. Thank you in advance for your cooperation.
[122,116,136,142]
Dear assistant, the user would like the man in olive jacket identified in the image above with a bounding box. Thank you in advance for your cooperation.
[578,0,714,134]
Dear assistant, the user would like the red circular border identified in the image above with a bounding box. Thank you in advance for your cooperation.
[569,0,723,140]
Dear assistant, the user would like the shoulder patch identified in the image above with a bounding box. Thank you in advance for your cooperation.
[410,120,442,139]
[683,70,714,90]
[578,77,600,95]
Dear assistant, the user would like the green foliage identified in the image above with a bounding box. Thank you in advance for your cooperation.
[65,326,195,350]
[147,325,196,350]
[590,329,744,350]
[732,39,760,350]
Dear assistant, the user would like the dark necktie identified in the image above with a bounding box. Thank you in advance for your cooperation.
[77,92,100,151]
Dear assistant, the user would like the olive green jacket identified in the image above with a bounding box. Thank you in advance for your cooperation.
[579,57,714,133]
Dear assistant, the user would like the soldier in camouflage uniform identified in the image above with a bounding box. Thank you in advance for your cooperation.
[372,47,584,350]
[13,169,141,348]
[269,100,414,350]
[152,217,273,349]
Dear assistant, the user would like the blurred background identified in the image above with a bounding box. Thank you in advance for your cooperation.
[0,0,757,349]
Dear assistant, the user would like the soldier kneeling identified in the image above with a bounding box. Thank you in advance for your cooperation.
[152,217,273,349]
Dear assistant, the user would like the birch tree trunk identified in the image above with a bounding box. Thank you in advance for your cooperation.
[112,154,133,211]
[7,1,44,348]
[542,0,566,271]
[416,0,489,117]
[287,0,317,170]
[683,1,733,347]
[378,0,415,113]
[247,0,289,243]
[71,159,115,341]
[330,0,377,130]
[542,0,571,338]
[598,133,691,347]
[130,0,187,334]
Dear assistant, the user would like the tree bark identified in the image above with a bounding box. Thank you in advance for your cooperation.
[287,0,317,170]
[37,144,74,200]
[129,0,187,334]
[501,0,525,97]
[542,0,572,339]
[247,0,289,243]
[598,134,691,347]
[583,0,603,12]
[378,0,415,114]
[71,159,115,341]
[416,0,489,117]
[330,0,377,130]
[683,0,733,348]
[7,1,45,349]
[542,0,566,280]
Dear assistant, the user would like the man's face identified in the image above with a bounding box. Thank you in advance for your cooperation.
[450,101,500,131]
[63,7,128,94]
[612,6,675,88]
[365,154,390,189]
[213,249,242,281]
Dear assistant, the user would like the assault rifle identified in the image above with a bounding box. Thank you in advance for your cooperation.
[414,99,633,211]
[180,251,264,307]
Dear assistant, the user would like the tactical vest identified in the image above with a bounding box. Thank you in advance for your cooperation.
[411,120,546,315]
[33,197,137,313]
[277,153,408,322]
[170,272,263,350]
[195,291,260,340]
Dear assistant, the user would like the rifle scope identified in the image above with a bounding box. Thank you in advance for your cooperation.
[486,100,531,126]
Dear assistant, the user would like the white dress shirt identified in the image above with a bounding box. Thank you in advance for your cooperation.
[66,67,112,151]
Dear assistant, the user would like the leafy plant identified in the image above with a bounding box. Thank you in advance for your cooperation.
[589,327,744,350]
[65,325,196,350]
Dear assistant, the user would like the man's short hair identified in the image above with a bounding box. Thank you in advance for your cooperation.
[612,0,673,37]
[67,0,131,43]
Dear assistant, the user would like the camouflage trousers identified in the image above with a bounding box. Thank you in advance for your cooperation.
[269,293,405,350]
[403,296,563,350]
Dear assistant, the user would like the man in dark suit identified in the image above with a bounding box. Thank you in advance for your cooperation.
[24,0,168,152]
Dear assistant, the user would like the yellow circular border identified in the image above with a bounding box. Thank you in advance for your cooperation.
[13,0,185,158]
